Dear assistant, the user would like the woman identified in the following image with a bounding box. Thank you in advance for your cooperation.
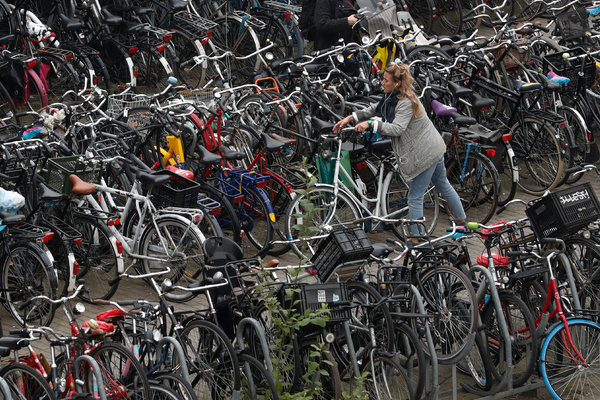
[333,63,466,242]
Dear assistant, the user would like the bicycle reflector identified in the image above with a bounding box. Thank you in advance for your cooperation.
[115,239,123,254]
[163,34,173,42]
[502,133,513,141]
[26,59,37,68]
[73,260,80,276]
[73,238,83,246]
[157,44,167,52]
[192,213,203,223]
[128,47,138,54]
[42,232,54,243]
[485,149,496,157]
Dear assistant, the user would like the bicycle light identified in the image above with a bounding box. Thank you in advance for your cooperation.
[321,149,333,160]
[265,52,274,62]
[161,278,173,292]
[73,303,86,316]
[325,333,335,343]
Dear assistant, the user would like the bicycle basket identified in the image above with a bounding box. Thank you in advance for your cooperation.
[542,47,596,93]
[310,227,373,282]
[555,7,589,41]
[106,93,153,119]
[45,156,101,195]
[526,182,600,239]
[280,282,351,327]
[147,169,201,208]
[489,39,531,70]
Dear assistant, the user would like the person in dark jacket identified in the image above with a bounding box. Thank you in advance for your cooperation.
[313,0,359,50]
[333,63,466,243]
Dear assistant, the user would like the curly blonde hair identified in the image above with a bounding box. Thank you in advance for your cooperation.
[384,63,420,118]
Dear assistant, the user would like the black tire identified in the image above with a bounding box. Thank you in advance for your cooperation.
[263,172,294,256]
[37,53,81,104]
[445,151,499,224]
[0,363,57,400]
[431,0,463,35]
[170,30,206,89]
[557,106,589,185]
[153,372,198,400]
[130,47,171,90]
[496,144,518,207]
[238,352,279,400]
[234,187,274,259]
[456,328,494,391]
[149,383,182,400]
[480,292,538,388]
[197,183,243,245]
[358,354,414,400]
[412,265,478,364]
[90,342,152,400]
[72,216,120,302]
[179,320,241,400]
[2,241,56,327]
[563,238,600,321]
[394,322,427,400]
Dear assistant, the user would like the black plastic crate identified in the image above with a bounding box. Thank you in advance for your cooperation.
[542,47,596,93]
[526,182,600,239]
[310,227,373,282]
[281,282,351,326]
[149,170,201,208]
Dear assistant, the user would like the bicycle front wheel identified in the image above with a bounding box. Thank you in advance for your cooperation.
[540,318,600,400]
[283,185,362,260]
[0,363,56,400]
[235,187,273,259]
[2,241,56,327]
[90,342,152,400]
[412,264,478,364]
[179,320,241,400]
[139,216,205,303]
[512,117,565,196]
[356,354,414,400]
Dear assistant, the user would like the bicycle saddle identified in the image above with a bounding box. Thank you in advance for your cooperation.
[0,336,29,350]
[513,80,542,93]
[269,133,296,147]
[470,92,496,111]
[203,237,244,266]
[217,146,244,161]
[37,182,63,202]
[69,174,97,195]
[371,242,394,258]
[430,100,457,116]
[261,133,287,152]
[0,212,25,225]
[101,8,123,26]
[196,145,222,164]
[169,0,188,11]
[448,81,472,99]
[311,117,334,134]
[134,170,170,188]
[59,13,83,31]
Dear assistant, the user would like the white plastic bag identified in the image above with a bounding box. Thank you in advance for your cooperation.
[0,187,25,214]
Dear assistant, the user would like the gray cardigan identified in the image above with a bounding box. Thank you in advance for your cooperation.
[355,97,446,182]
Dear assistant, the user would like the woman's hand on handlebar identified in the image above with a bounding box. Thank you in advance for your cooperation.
[354,120,370,132]
[333,115,354,133]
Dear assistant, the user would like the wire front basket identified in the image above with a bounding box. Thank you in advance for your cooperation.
[106,93,153,119]
[177,88,220,109]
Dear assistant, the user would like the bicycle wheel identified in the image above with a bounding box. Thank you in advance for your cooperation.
[355,354,414,400]
[197,183,243,246]
[403,0,434,35]
[171,29,206,89]
[149,383,181,400]
[496,143,518,207]
[139,216,205,303]
[72,216,120,302]
[412,264,478,364]
[179,319,241,400]
[153,372,198,400]
[445,151,499,225]
[297,341,342,400]
[37,53,81,104]
[382,167,440,240]
[262,172,294,256]
[0,80,18,124]
[431,0,463,35]
[90,342,152,400]
[2,241,56,327]
[540,318,600,400]
[233,186,273,259]
[480,292,538,388]
[557,106,589,185]
[330,281,395,373]
[283,184,362,260]
[238,353,278,400]
[563,238,600,320]
[511,116,565,196]
[130,47,171,90]
[394,321,427,400]
[457,328,494,391]
[0,363,56,400]
[252,12,294,60]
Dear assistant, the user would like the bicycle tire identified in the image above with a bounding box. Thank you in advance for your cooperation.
[2,241,56,327]
[232,186,273,259]
[252,11,294,60]
[170,29,207,89]
[283,184,363,260]
[511,116,565,195]
[129,46,172,90]
[153,372,198,400]
[563,238,600,320]
[330,280,395,374]
[394,321,427,399]
[403,0,434,35]
[139,215,205,303]
[262,172,294,256]
[89,342,152,400]
[0,362,57,400]
[382,167,440,240]
[540,318,600,400]
[496,142,518,207]
[0,79,18,125]
[556,106,589,185]
[179,319,241,400]
[238,352,279,400]
[149,383,182,400]
[445,150,499,225]
[356,353,415,400]
[72,215,120,302]
[197,183,243,245]
[480,291,538,388]
[411,264,478,364]
[431,0,463,35]
[456,328,494,391]
[37,52,81,104]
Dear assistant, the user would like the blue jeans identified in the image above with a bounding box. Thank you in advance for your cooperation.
[408,157,466,235]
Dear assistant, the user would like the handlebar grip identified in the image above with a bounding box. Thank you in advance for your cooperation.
[541,237,564,245]
[117,300,137,306]
[93,299,111,305]
[565,165,584,174]
[496,205,507,215]
[8,328,29,336]
[506,251,524,257]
